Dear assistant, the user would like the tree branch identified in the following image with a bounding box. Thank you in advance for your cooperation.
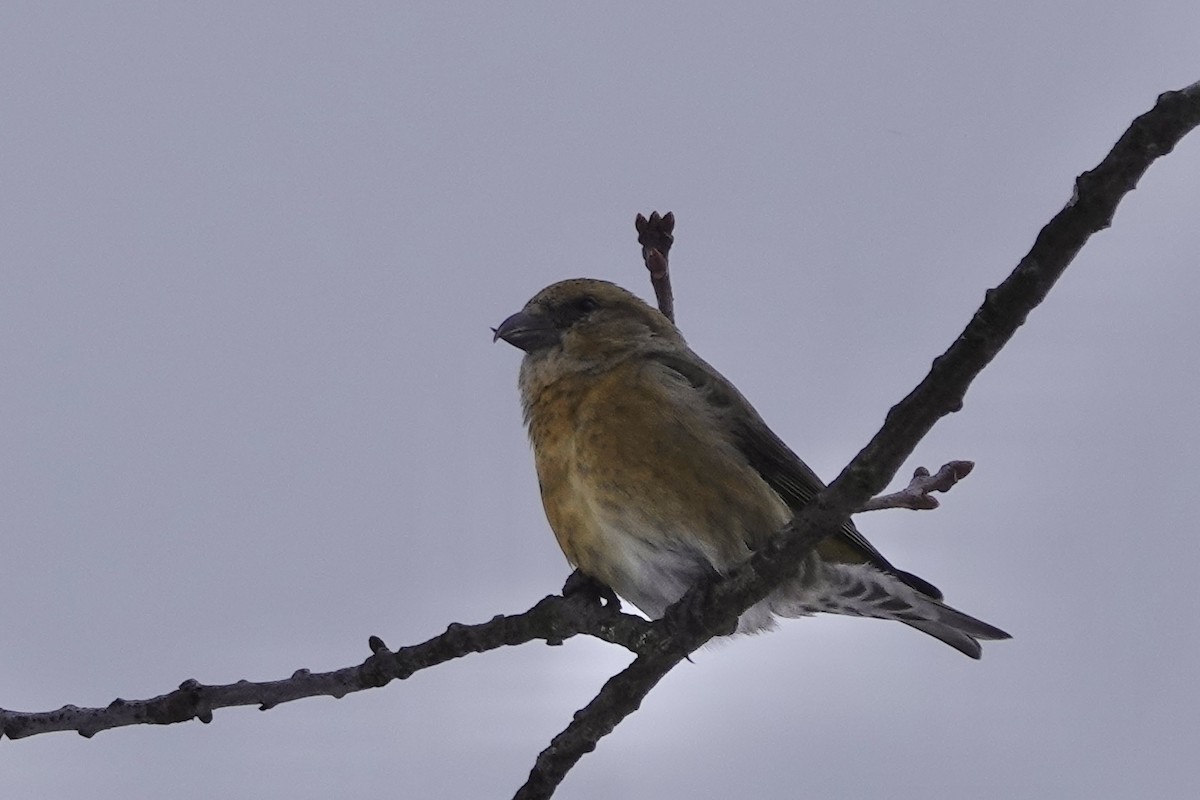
[0,593,653,740]
[514,653,681,800]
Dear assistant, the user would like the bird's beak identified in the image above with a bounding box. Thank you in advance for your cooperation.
[492,309,559,353]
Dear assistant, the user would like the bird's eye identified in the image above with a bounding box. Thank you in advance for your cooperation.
[551,294,601,328]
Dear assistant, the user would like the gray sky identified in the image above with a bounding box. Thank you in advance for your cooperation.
[3,3,1199,798]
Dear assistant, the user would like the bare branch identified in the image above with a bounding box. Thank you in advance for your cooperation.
[635,211,675,322]
[0,594,653,741]
[859,461,975,511]
[515,653,680,799]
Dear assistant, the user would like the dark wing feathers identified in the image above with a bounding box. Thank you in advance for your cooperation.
[648,350,944,601]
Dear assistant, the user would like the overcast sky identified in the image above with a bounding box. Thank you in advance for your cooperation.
[3,3,1199,799]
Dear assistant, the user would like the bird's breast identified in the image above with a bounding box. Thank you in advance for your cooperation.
[521,359,790,616]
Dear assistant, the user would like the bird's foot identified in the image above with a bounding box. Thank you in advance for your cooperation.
[562,569,622,611]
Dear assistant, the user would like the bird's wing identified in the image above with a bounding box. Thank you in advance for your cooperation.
[648,348,943,600]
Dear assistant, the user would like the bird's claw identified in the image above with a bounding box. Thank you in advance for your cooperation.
[562,569,622,611]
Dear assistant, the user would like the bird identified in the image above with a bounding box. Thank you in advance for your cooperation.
[493,278,1010,658]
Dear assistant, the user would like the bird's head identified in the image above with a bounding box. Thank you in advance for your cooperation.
[493,278,682,366]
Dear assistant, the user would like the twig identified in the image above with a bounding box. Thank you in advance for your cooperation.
[635,211,675,322]
[859,461,974,511]
[0,593,653,740]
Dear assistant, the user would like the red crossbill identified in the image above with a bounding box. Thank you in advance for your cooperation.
[494,278,1009,658]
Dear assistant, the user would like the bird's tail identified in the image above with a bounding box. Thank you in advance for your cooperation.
[899,602,1011,659]
[767,561,1010,658]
